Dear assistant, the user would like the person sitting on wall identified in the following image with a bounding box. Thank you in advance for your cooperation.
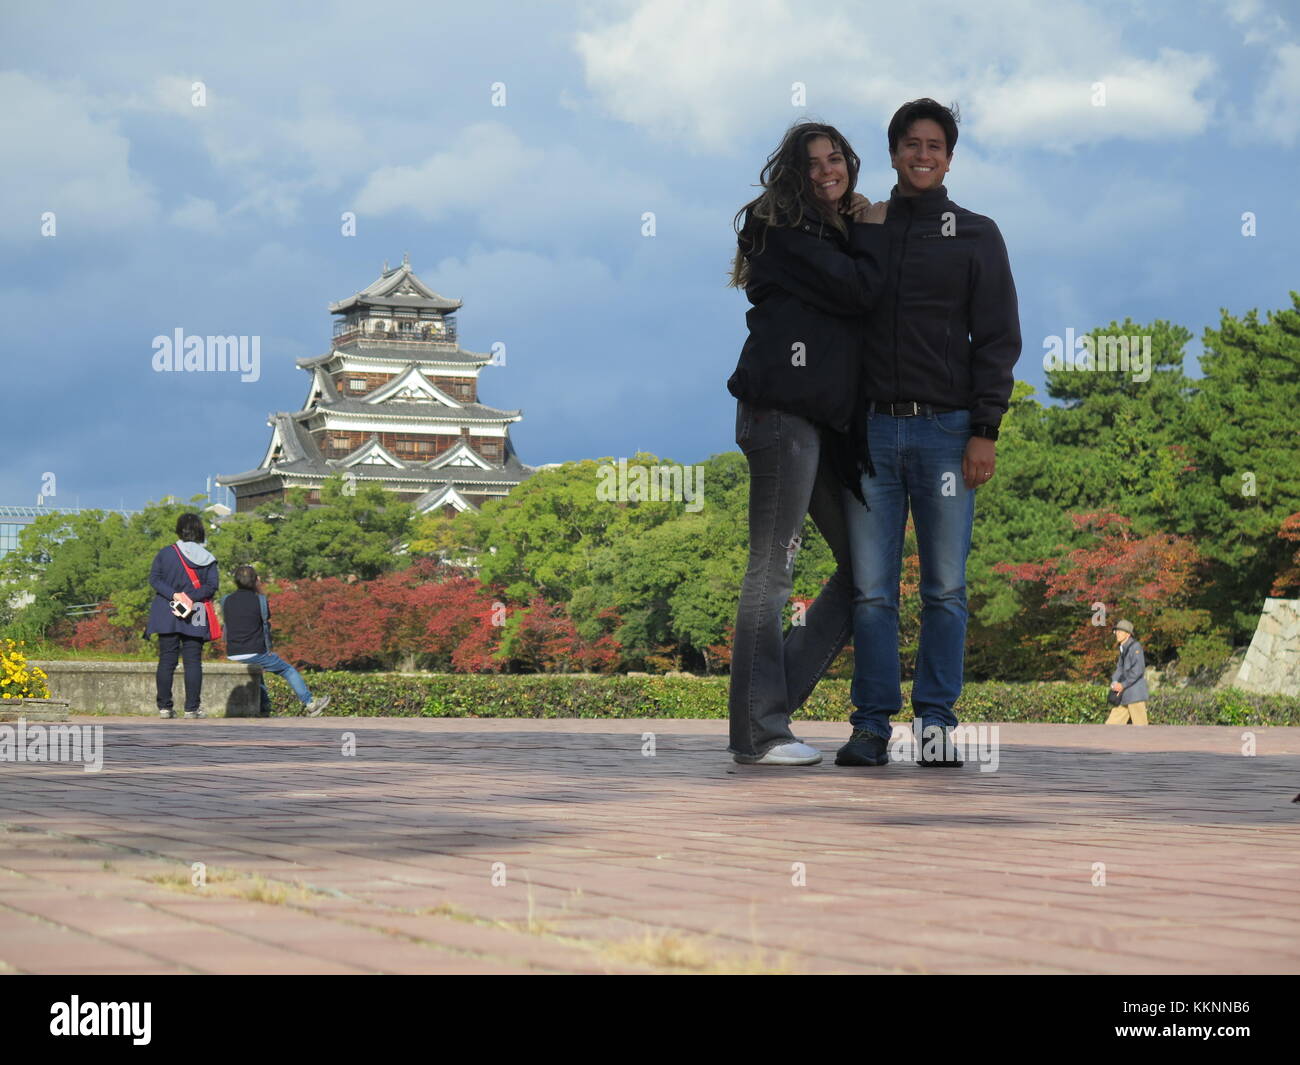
[221,565,331,718]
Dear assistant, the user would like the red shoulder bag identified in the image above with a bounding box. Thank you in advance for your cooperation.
[173,544,223,640]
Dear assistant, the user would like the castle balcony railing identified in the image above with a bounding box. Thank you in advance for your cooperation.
[332,320,458,347]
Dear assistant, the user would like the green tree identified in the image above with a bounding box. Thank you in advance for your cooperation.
[458,454,696,602]
[0,495,209,640]
[260,476,414,580]
[1171,295,1300,636]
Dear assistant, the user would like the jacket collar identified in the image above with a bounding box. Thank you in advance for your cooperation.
[742,200,852,244]
[796,200,853,241]
[888,183,952,219]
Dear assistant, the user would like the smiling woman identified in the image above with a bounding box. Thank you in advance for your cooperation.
[723,121,891,767]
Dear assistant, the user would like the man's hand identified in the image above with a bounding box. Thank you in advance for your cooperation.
[841,194,886,224]
[1111,682,1124,693]
[962,436,996,490]
[842,193,873,218]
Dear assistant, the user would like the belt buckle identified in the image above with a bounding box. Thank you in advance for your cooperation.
[897,401,921,417]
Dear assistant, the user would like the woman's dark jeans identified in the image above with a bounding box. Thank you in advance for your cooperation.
[728,399,855,758]
[157,633,205,712]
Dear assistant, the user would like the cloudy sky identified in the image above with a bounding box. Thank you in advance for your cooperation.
[2,0,1296,510]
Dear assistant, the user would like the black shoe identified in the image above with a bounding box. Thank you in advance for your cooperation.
[835,729,890,766]
[916,725,964,768]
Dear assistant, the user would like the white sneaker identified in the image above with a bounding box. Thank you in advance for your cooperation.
[306,695,330,717]
[735,740,823,766]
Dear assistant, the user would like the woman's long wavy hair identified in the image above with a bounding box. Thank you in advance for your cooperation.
[728,121,860,288]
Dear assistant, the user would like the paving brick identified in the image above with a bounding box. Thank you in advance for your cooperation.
[0,719,1296,974]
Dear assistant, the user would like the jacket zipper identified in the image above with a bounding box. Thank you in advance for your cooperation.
[892,207,912,402]
[943,323,952,389]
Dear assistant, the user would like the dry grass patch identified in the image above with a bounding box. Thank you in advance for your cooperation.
[601,929,793,974]
[412,902,478,923]
[141,866,325,906]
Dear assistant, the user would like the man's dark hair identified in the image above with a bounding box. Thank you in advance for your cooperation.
[175,513,206,543]
[233,565,259,591]
[888,98,960,157]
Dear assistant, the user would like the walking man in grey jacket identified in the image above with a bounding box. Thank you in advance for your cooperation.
[1107,619,1149,725]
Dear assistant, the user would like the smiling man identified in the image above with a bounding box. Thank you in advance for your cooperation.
[836,98,1021,769]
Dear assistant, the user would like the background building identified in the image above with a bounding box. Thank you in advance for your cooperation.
[218,256,532,515]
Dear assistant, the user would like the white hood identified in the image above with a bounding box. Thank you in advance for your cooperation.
[175,540,216,567]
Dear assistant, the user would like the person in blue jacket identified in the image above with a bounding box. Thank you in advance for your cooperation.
[144,512,219,718]
[221,564,330,717]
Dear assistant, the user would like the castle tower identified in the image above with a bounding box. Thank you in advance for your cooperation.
[218,256,532,515]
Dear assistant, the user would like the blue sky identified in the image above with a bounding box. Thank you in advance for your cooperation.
[2,0,1297,510]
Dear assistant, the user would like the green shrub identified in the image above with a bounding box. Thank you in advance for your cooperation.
[263,674,1300,726]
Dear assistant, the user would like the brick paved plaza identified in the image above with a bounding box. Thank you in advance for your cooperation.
[1,718,1297,975]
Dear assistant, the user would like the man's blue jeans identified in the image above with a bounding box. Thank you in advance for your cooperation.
[238,653,312,710]
[843,406,975,739]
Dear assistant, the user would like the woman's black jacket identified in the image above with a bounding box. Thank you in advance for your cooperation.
[726,205,890,496]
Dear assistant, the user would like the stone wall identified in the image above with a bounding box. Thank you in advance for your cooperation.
[32,660,264,717]
[1232,598,1300,697]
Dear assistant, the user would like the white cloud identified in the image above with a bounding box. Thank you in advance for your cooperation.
[113,75,377,223]
[972,50,1215,149]
[0,72,158,243]
[1223,0,1290,44]
[353,120,714,250]
[932,148,1190,259]
[355,122,540,220]
[573,0,1217,152]
[1252,42,1300,144]
[170,195,222,233]
[427,246,620,335]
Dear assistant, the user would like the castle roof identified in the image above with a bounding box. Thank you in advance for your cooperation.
[329,256,462,315]
[297,341,492,369]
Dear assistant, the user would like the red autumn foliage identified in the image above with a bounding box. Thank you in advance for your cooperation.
[568,606,623,674]
[270,578,388,669]
[995,511,1208,679]
[67,604,143,654]
[502,598,621,673]
[368,558,484,668]
[1270,512,1300,597]
[251,562,627,674]
[426,575,505,672]
[706,621,734,674]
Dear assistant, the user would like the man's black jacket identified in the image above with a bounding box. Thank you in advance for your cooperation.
[862,183,1020,429]
[726,205,891,434]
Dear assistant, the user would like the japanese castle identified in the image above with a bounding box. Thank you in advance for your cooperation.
[218,256,532,514]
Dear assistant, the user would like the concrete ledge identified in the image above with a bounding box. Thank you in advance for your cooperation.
[31,660,263,717]
[0,698,70,722]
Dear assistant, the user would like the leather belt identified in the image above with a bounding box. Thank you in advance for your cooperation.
[872,401,961,417]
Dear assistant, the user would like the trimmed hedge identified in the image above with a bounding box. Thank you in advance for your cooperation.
[264,673,1300,726]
